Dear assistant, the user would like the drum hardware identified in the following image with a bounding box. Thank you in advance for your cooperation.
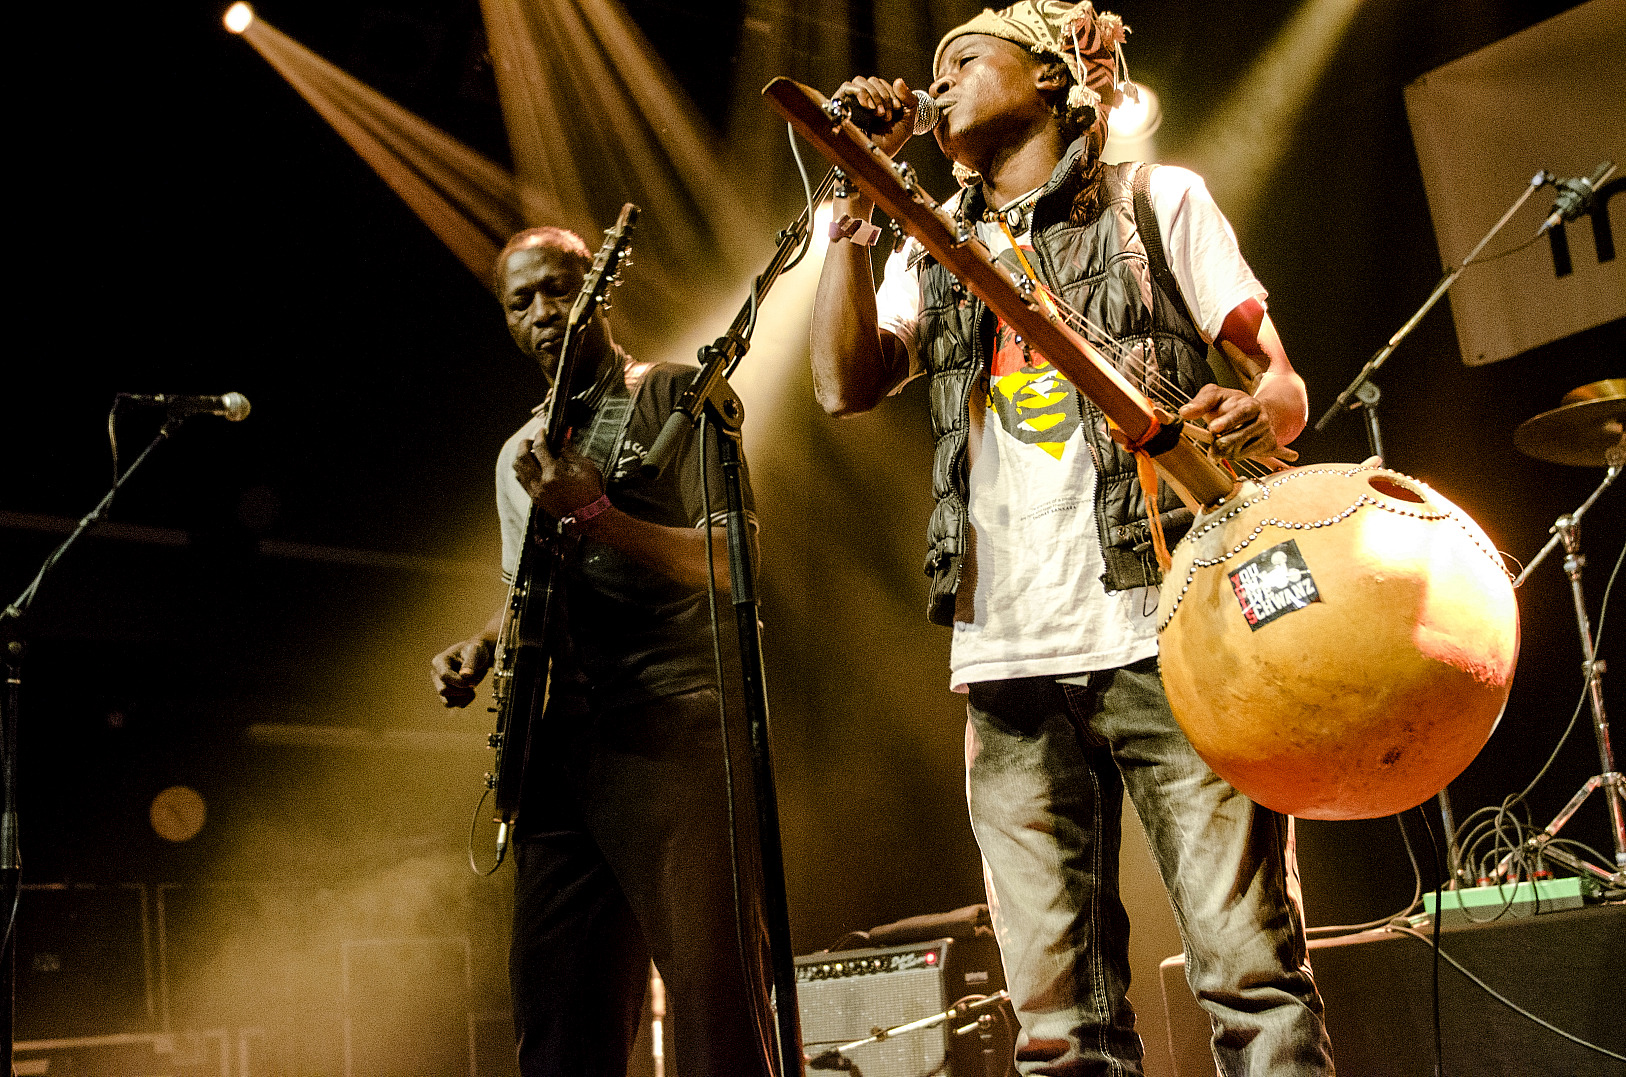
[1512,378,1626,469]
[1499,380,1626,888]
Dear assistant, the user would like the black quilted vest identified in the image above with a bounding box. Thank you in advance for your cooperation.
[916,149,1212,627]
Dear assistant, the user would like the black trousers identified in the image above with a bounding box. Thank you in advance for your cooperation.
[509,685,775,1077]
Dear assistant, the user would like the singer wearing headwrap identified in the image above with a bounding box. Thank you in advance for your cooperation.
[810,2,1334,1073]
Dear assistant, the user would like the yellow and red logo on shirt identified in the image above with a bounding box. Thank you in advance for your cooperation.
[987,247,1080,461]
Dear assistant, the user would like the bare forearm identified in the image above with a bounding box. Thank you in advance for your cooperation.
[1216,303,1307,447]
[577,508,735,591]
[1252,369,1308,445]
[811,195,906,416]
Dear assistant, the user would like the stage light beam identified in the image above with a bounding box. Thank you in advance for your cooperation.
[1185,0,1365,233]
[223,3,254,34]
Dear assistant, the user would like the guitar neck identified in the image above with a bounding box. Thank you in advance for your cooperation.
[763,78,1237,509]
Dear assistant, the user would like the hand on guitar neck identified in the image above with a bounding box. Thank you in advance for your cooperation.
[513,437,605,519]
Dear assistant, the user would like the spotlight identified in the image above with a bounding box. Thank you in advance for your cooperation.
[224,2,254,34]
[1109,81,1161,140]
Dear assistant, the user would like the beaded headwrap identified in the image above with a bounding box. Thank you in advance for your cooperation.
[935,1,1130,183]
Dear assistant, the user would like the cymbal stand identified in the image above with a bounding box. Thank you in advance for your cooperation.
[1501,456,1626,887]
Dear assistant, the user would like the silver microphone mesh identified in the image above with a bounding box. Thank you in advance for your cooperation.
[911,90,941,135]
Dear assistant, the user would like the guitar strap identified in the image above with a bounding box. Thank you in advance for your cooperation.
[1131,162,1194,330]
[574,348,643,481]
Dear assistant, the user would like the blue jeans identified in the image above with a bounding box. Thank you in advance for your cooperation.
[965,660,1334,1076]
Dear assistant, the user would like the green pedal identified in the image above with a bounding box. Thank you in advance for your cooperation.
[1421,876,1586,925]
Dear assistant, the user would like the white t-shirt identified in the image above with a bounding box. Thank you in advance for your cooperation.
[872,165,1266,692]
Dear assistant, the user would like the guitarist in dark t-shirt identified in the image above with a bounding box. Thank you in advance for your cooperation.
[430,226,774,1077]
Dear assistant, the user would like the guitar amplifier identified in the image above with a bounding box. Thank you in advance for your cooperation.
[795,936,1014,1077]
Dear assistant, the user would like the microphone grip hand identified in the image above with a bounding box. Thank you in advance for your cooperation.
[828,77,919,156]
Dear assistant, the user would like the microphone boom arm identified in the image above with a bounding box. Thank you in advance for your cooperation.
[1315,169,1550,432]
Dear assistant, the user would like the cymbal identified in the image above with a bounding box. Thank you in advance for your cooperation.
[1514,378,1626,468]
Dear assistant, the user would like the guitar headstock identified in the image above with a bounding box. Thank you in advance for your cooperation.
[543,204,640,449]
[568,202,639,324]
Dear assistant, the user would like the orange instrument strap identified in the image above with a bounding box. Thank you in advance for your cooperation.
[998,220,1173,572]
[1135,451,1174,574]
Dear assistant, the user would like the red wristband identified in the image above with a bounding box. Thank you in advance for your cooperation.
[559,493,612,530]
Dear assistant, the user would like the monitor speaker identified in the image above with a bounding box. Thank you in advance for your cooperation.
[1158,904,1625,1076]
[795,936,1015,1077]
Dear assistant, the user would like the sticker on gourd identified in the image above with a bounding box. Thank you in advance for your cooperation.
[1228,540,1321,630]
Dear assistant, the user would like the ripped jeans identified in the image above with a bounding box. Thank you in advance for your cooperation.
[965,660,1334,1076]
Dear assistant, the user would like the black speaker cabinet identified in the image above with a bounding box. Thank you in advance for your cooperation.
[1158,904,1625,1077]
[15,883,153,1040]
[796,936,1014,1077]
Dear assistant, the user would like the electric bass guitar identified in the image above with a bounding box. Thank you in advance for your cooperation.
[485,204,639,857]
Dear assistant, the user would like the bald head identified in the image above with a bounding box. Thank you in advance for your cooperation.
[494,226,592,294]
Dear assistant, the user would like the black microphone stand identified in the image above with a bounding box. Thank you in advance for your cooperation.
[1,413,190,1077]
[1314,169,1551,436]
[1314,169,1554,887]
[640,167,838,1077]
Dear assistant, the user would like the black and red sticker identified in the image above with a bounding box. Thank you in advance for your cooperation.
[1228,539,1321,630]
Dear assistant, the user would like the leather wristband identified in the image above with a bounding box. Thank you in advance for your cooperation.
[829,214,882,247]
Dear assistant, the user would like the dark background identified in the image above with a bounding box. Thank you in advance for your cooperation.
[3,0,1620,1071]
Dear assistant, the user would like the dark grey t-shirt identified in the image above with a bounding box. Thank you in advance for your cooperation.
[496,361,755,711]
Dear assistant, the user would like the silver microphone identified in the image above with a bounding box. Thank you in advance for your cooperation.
[910,90,942,135]
[831,89,942,136]
[119,392,252,421]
